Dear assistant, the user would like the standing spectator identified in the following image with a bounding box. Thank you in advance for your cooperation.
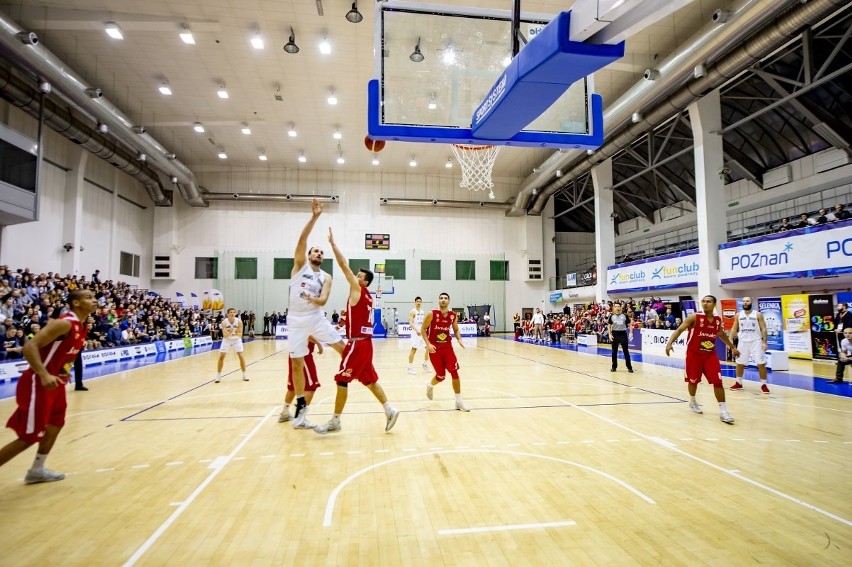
[532,308,545,342]
[776,217,793,232]
[263,312,271,335]
[836,303,852,348]
[665,295,739,424]
[833,327,852,383]
[815,208,829,224]
[795,213,810,229]
[91,270,101,284]
[832,203,850,222]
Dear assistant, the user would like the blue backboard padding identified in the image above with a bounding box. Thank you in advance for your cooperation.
[368,79,605,149]
[472,11,624,140]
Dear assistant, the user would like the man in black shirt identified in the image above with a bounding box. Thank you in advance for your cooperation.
[795,213,810,229]
[607,303,633,373]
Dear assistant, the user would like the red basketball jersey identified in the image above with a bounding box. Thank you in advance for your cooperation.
[686,313,721,355]
[427,309,457,349]
[21,312,86,384]
[345,286,374,339]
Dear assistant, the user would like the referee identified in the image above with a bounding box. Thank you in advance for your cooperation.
[608,302,634,373]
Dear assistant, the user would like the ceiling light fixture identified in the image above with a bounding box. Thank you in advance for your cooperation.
[283,27,299,54]
[410,37,424,62]
[428,92,437,110]
[319,35,331,55]
[502,55,512,67]
[241,123,251,135]
[104,22,124,40]
[346,2,363,23]
[193,122,205,133]
[258,152,268,161]
[333,128,342,140]
[158,82,172,96]
[218,151,227,159]
[250,33,264,50]
[327,90,337,105]
[442,46,456,65]
[288,123,297,137]
[97,123,108,134]
[409,156,417,167]
[217,84,229,99]
[337,154,345,165]
[372,155,380,165]
[445,159,452,168]
[298,152,307,163]
[179,25,195,45]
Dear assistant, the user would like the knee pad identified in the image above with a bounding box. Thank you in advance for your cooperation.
[434,374,446,383]
[336,381,349,388]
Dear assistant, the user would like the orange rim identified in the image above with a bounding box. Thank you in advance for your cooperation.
[452,144,494,151]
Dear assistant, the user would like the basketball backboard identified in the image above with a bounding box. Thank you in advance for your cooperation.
[370,1,620,149]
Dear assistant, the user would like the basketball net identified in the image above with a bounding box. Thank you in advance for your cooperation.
[451,144,500,199]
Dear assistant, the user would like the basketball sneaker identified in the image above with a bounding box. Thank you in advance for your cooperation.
[720,411,735,424]
[455,400,471,412]
[729,382,743,391]
[242,375,249,382]
[426,383,433,400]
[214,376,221,383]
[293,416,316,429]
[292,403,310,428]
[422,362,429,371]
[761,383,770,394]
[24,468,65,484]
[314,417,341,434]
[278,409,292,423]
[689,401,703,414]
[407,366,415,375]
[385,408,400,432]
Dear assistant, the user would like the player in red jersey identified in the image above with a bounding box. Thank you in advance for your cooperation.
[666,295,740,424]
[278,336,323,425]
[314,228,400,434]
[421,292,470,411]
[0,289,98,483]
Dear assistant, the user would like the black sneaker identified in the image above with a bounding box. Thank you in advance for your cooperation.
[627,369,634,373]
[294,397,306,418]
[610,368,616,372]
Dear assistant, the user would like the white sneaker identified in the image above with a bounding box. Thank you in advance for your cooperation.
[293,417,316,429]
[422,362,429,371]
[314,417,342,434]
[292,405,311,428]
[242,375,249,381]
[24,468,65,484]
[426,383,433,400]
[407,367,415,375]
[720,411,735,424]
[455,400,471,412]
[214,376,221,383]
[385,408,400,432]
[278,410,292,423]
[689,401,703,414]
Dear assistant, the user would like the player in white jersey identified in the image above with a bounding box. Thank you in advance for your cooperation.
[407,296,429,374]
[729,296,770,393]
[287,198,346,428]
[215,307,248,383]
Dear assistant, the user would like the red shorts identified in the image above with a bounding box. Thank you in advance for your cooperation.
[6,371,67,444]
[335,339,379,385]
[429,347,460,380]
[684,353,723,387]
[287,353,320,392]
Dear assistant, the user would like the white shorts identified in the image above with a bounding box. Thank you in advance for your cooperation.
[287,313,342,358]
[736,339,765,365]
[219,338,244,353]
[409,333,425,349]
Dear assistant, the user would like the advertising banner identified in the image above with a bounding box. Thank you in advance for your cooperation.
[607,250,699,294]
[641,328,686,360]
[397,323,478,338]
[720,299,739,332]
[781,294,812,360]
[757,297,784,352]
[719,222,852,284]
[549,291,564,303]
[808,294,837,360]
[565,273,577,287]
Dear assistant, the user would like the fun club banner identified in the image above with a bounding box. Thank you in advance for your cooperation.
[606,250,699,294]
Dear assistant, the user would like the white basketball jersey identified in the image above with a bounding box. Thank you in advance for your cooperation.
[288,263,328,316]
[222,317,240,338]
[410,308,425,329]
[737,310,760,340]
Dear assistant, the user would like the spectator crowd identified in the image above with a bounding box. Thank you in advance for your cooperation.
[777,202,849,232]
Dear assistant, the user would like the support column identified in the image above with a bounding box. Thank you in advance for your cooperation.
[688,88,726,301]
[60,146,87,276]
[592,158,615,301]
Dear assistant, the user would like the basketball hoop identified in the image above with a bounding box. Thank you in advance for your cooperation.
[376,288,383,299]
[451,144,500,198]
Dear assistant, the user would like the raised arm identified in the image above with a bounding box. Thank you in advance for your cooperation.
[292,198,323,276]
[327,227,361,306]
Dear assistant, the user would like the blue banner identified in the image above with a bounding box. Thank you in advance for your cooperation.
[758,297,784,352]
[550,291,564,303]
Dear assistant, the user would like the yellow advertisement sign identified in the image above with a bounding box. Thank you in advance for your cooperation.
[781,294,811,359]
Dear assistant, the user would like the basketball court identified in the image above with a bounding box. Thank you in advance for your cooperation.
[0,338,849,565]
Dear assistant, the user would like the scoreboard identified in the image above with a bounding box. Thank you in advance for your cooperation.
[365,233,390,249]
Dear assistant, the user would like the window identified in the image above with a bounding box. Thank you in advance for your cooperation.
[321,258,334,276]
[421,259,441,280]
[235,257,257,279]
[349,258,369,274]
[456,260,475,281]
[385,259,406,280]
[118,251,140,278]
[195,257,218,279]
[273,258,294,279]
[490,260,509,281]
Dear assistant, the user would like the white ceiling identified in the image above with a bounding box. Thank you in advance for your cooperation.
[2,0,731,188]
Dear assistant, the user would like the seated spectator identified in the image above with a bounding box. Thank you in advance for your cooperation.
[1,325,23,359]
[26,322,40,340]
[833,203,850,222]
[105,322,124,347]
[795,213,811,229]
[776,217,792,232]
[815,208,829,224]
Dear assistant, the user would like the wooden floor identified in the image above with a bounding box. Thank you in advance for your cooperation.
[0,338,850,566]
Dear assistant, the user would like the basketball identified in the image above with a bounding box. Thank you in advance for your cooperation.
[364,136,386,153]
